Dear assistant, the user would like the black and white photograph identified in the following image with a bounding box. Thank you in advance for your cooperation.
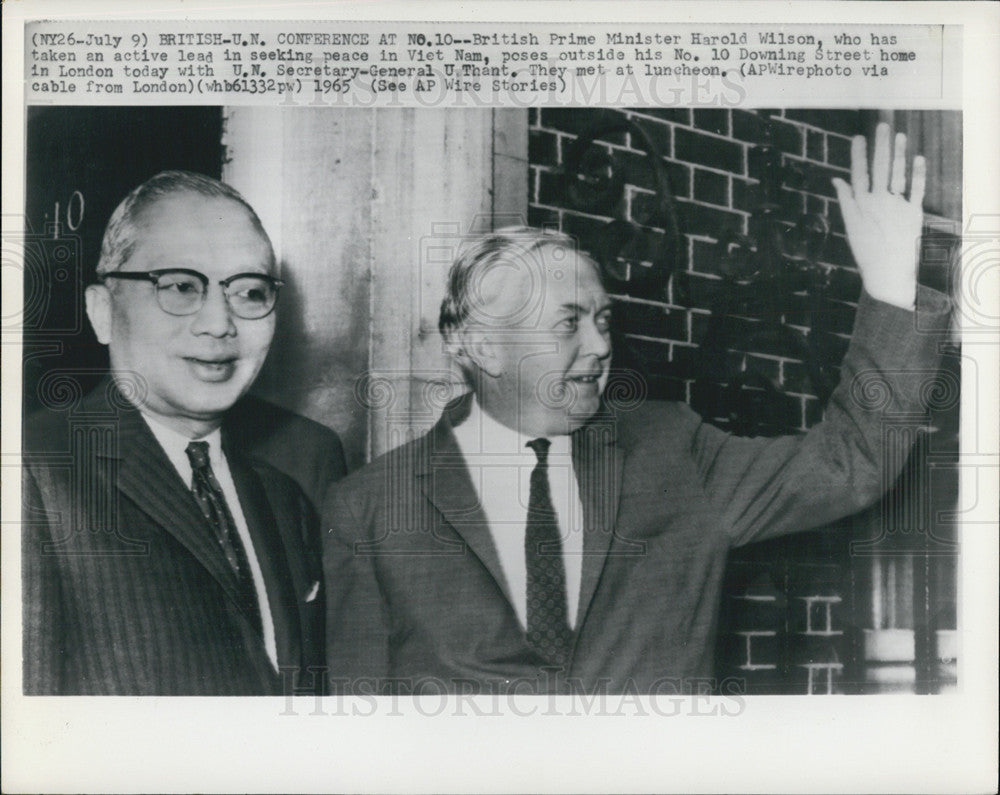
[19,103,962,698]
[2,3,997,793]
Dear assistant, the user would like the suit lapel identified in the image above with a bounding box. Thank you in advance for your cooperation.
[573,411,625,630]
[416,399,519,611]
[95,383,258,630]
[226,445,302,670]
[420,398,629,637]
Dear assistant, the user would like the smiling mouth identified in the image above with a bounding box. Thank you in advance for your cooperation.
[185,356,237,365]
[566,374,601,384]
[184,356,238,380]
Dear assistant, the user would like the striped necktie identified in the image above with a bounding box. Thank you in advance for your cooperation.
[185,441,262,634]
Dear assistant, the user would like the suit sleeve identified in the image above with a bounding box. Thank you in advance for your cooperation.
[226,397,349,513]
[322,481,392,691]
[290,478,327,681]
[21,464,66,694]
[690,286,950,547]
[298,430,348,517]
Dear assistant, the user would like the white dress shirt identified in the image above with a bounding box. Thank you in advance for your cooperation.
[142,413,279,671]
[450,397,584,629]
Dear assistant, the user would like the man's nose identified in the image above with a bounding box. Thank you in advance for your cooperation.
[189,285,237,337]
[582,317,612,360]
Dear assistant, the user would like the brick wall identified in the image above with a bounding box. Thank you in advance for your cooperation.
[529,106,871,431]
[528,106,888,694]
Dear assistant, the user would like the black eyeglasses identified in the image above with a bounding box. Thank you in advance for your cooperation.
[101,268,284,320]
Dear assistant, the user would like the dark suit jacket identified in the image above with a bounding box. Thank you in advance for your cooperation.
[323,290,950,694]
[224,394,347,513]
[22,381,325,695]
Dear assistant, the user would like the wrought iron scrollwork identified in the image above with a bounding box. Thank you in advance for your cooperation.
[697,123,841,434]
[557,113,852,435]
[560,114,686,302]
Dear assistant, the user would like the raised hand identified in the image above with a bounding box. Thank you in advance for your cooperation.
[832,122,927,310]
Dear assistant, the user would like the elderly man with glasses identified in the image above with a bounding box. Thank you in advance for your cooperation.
[22,171,326,695]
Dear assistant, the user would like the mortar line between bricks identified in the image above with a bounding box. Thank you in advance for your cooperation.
[685,268,724,280]
[676,196,751,215]
[538,127,670,161]
[622,333,677,346]
[804,126,854,142]
[528,203,614,225]
[670,120,747,147]
[802,153,836,169]
[611,293,686,308]
[781,151,851,174]
[623,108,691,128]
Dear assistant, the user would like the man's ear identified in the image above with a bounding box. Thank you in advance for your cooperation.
[457,327,503,379]
[85,284,112,345]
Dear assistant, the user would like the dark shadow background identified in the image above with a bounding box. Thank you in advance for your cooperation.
[23,106,223,417]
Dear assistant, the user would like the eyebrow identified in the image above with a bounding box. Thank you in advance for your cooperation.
[557,302,613,315]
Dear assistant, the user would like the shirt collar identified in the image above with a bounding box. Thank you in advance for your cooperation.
[451,395,571,459]
[141,412,223,486]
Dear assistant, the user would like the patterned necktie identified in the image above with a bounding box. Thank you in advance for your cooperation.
[525,437,573,667]
[185,441,262,634]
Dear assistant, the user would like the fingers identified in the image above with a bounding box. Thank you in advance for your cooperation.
[891,132,907,194]
[871,122,891,193]
[909,155,927,208]
[852,123,925,202]
[832,177,861,231]
[850,135,869,195]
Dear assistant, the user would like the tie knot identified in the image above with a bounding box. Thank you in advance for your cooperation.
[526,437,550,464]
[185,440,211,470]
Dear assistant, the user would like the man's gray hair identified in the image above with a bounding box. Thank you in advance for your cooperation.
[96,170,273,277]
[438,226,581,341]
